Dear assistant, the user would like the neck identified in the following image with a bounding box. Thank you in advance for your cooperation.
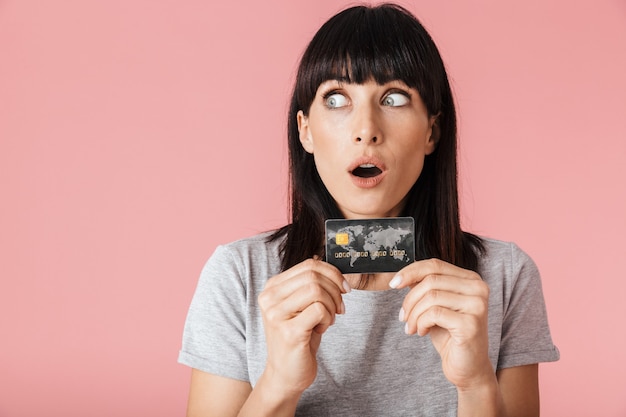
[345,272,395,291]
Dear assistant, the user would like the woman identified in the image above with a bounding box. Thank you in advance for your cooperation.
[179,4,559,416]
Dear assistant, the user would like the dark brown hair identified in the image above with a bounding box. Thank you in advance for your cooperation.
[271,3,483,274]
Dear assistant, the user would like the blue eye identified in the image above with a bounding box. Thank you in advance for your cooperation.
[325,93,349,108]
[382,93,410,107]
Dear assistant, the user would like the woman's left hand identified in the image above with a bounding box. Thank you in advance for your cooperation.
[391,258,493,390]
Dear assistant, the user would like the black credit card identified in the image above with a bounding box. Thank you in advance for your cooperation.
[325,217,415,274]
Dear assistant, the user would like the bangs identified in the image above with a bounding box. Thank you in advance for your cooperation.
[283,4,468,273]
[297,4,443,114]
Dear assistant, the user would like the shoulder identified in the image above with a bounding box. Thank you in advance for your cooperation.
[476,238,560,367]
[216,230,281,253]
[213,230,283,265]
[476,237,542,296]
[201,230,284,289]
[477,237,537,275]
[476,237,547,314]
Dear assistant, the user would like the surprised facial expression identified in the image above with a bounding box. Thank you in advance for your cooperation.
[297,79,438,219]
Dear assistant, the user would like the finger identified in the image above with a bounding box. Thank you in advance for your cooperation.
[280,284,343,321]
[267,258,346,289]
[412,305,482,338]
[389,258,480,289]
[267,258,351,294]
[403,291,487,335]
[400,275,489,320]
[292,301,334,334]
[262,271,346,315]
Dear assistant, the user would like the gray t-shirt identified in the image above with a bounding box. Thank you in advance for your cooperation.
[178,232,559,416]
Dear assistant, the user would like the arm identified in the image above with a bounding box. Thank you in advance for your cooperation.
[185,369,302,417]
[186,370,251,417]
[456,364,539,417]
[497,364,539,416]
[392,259,541,417]
[186,259,350,417]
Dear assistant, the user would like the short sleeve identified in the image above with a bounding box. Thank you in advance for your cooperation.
[497,244,560,369]
[178,245,250,381]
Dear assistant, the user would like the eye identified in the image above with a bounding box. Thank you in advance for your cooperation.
[382,92,410,107]
[324,92,349,109]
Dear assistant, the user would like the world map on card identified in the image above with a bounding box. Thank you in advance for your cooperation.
[325,217,415,274]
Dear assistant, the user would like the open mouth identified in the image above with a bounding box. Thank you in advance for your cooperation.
[352,163,383,178]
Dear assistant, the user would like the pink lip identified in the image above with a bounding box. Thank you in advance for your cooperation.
[347,156,388,189]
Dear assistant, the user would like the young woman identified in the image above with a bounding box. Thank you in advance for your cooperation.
[179,4,559,416]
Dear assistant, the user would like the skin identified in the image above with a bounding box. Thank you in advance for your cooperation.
[298,79,438,220]
[186,80,542,417]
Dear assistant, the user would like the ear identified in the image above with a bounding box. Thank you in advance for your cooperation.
[425,113,440,155]
[297,110,314,154]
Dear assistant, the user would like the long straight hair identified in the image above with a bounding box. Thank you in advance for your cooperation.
[270,4,483,273]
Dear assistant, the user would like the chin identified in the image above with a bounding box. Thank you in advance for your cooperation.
[332,189,407,219]
[340,204,402,219]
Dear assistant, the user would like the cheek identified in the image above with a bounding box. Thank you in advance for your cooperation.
[309,124,348,161]
[393,145,427,182]
[400,157,424,182]
[313,149,341,182]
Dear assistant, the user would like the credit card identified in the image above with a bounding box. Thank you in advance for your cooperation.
[325,217,415,274]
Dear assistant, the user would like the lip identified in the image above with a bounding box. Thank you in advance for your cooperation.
[347,156,388,189]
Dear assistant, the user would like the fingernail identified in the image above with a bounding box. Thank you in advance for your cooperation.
[340,301,346,315]
[404,323,409,335]
[389,275,402,289]
[342,280,351,293]
[398,307,405,322]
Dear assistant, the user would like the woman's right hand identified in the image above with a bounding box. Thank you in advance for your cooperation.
[257,258,350,396]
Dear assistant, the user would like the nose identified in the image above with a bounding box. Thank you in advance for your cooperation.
[352,102,382,145]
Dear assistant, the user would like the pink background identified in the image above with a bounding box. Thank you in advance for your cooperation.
[1,0,625,415]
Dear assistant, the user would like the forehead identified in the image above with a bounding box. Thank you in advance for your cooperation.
[315,78,413,92]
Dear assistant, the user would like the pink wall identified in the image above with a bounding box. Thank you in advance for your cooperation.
[1,0,624,415]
